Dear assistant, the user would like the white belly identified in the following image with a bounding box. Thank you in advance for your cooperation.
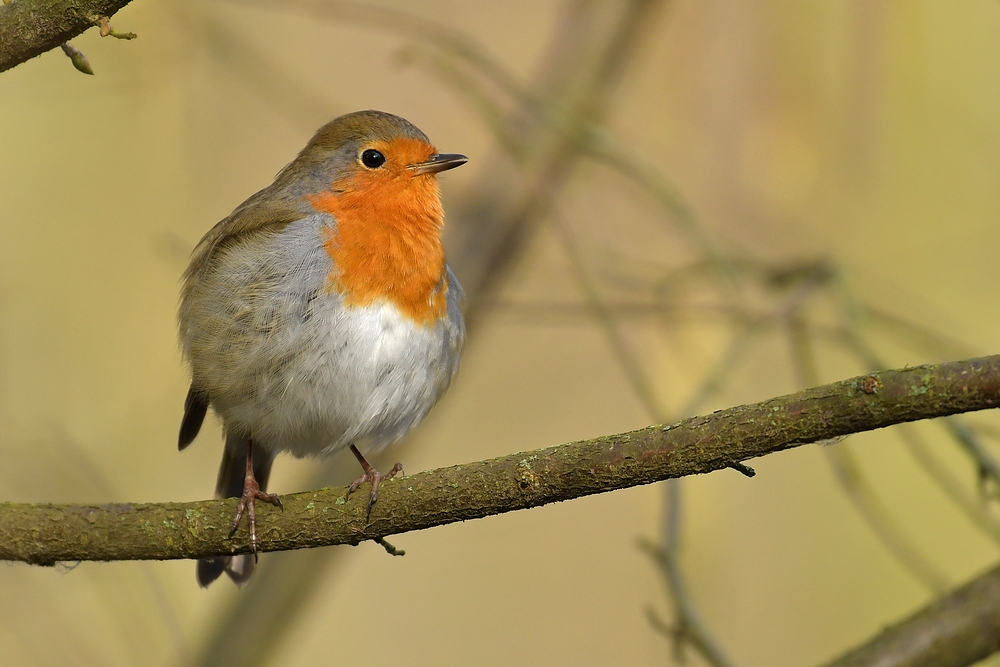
[227,299,459,457]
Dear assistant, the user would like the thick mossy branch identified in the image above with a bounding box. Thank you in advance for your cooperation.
[0,0,134,72]
[2,355,1000,564]
[820,562,1000,667]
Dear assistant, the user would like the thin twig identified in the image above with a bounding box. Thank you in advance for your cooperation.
[96,16,136,39]
[639,536,737,667]
[374,537,405,557]
[823,445,950,593]
[895,423,1000,546]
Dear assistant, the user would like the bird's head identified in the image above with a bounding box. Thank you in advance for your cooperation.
[281,110,466,203]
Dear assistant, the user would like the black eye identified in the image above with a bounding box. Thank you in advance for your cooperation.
[360,149,386,169]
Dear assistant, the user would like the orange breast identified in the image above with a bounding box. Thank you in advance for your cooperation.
[307,140,449,326]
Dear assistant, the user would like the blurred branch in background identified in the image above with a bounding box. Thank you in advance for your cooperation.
[640,492,736,667]
[818,562,1000,667]
[174,5,335,131]
[630,249,1000,662]
[388,8,751,659]
[548,203,741,667]
[3,356,1000,564]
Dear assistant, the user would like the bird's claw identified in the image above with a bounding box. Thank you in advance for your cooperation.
[229,475,282,559]
[347,461,403,523]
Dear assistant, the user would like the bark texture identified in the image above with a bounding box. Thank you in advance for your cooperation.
[820,563,1000,667]
[1,355,999,564]
[0,0,134,72]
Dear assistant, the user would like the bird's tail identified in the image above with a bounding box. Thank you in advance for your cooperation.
[197,433,276,587]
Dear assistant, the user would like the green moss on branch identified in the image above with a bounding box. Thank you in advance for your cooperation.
[2,355,1000,564]
[0,0,134,72]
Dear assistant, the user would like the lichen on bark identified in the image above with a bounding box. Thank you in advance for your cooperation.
[2,355,999,565]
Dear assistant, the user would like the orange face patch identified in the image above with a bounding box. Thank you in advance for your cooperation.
[308,138,449,326]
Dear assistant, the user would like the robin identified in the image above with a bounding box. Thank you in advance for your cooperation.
[177,110,467,587]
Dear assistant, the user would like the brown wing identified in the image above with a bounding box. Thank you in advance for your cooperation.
[182,187,307,298]
[178,187,307,447]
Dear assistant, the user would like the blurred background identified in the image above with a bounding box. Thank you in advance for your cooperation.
[2,1,1000,665]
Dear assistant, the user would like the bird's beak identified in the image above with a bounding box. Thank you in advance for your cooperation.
[408,153,468,175]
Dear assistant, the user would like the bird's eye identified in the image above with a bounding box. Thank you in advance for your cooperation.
[360,149,386,169]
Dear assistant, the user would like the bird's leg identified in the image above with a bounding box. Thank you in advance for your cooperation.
[347,444,403,522]
[229,439,283,559]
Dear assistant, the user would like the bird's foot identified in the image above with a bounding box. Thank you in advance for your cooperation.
[229,474,283,558]
[347,444,402,523]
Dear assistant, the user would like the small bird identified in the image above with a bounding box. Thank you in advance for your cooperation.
[177,110,467,587]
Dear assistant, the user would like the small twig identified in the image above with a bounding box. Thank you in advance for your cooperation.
[644,606,691,664]
[638,537,737,667]
[896,423,1000,546]
[728,462,755,477]
[97,16,136,40]
[374,537,405,557]
[943,417,1000,493]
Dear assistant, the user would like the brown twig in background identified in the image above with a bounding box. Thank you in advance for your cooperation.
[817,562,1000,667]
[823,442,951,592]
[0,0,135,72]
[894,422,1000,546]
[1,355,999,564]
[639,533,736,667]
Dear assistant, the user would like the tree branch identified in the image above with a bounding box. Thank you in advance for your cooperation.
[818,562,1000,667]
[0,0,134,72]
[2,355,1000,564]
